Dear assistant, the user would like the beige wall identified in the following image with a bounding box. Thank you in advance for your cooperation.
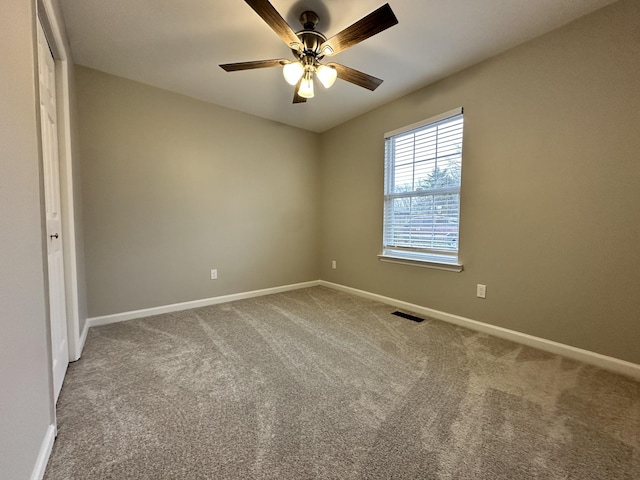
[0,1,54,478]
[319,0,640,364]
[75,66,321,317]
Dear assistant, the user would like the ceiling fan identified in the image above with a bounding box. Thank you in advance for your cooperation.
[220,0,398,103]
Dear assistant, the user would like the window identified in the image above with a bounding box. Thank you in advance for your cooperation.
[381,107,464,270]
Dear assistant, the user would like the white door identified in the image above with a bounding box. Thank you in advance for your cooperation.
[38,20,69,403]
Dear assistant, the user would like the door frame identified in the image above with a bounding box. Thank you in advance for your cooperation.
[37,0,84,362]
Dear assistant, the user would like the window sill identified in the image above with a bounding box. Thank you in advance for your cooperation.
[378,254,463,272]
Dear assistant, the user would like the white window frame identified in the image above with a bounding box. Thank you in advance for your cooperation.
[379,107,464,272]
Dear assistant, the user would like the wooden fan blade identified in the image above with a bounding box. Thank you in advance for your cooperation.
[320,3,398,56]
[293,78,307,103]
[245,0,301,48]
[328,63,383,91]
[220,59,286,72]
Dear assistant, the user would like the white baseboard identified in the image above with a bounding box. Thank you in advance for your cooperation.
[84,279,640,380]
[87,281,321,328]
[30,424,55,480]
[319,281,640,381]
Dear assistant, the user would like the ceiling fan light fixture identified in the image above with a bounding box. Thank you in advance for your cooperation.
[298,73,314,98]
[283,61,304,85]
[316,64,337,89]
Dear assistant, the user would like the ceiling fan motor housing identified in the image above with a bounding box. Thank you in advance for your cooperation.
[292,12,327,62]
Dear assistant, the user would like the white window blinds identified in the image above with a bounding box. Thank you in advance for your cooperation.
[383,107,464,264]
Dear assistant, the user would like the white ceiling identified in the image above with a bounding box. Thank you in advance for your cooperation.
[59,0,617,133]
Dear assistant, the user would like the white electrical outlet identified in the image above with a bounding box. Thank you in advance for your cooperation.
[210,269,218,280]
[331,260,337,269]
[477,284,486,298]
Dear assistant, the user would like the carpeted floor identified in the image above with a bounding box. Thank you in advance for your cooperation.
[44,286,640,479]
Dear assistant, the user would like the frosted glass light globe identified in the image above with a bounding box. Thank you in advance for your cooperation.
[316,64,337,88]
[283,62,304,85]
[298,76,314,98]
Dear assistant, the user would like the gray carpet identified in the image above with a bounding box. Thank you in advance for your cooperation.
[44,286,640,479]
